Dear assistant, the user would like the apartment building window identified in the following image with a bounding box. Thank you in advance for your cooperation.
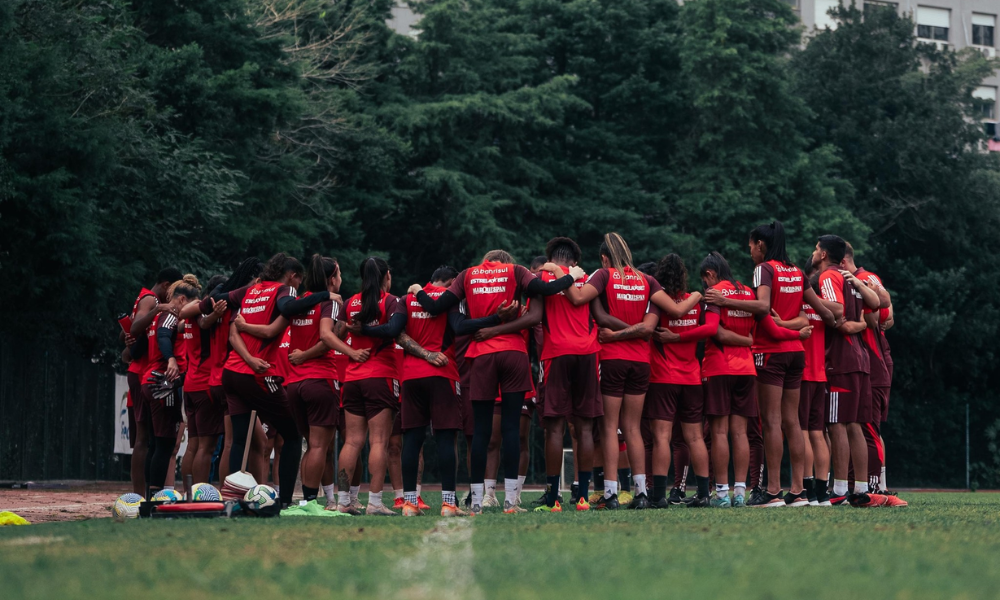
[972,14,995,48]
[815,0,841,30]
[973,86,997,120]
[916,6,950,42]
[864,1,897,16]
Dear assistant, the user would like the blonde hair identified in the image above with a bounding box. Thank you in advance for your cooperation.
[168,274,201,301]
[600,232,635,281]
[482,249,515,265]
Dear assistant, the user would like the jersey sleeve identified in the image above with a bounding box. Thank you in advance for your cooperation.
[753,263,774,290]
[819,272,845,305]
[514,264,538,290]
[586,268,609,291]
[865,273,885,290]
[446,270,468,300]
[336,302,348,322]
[645,274,664,295]
[319,300,335,320]
[645,302,661,318]
[384,294,400,317]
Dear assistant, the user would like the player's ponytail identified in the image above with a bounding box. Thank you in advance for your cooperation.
[304,254,339,294]
[168,274,201,302]
[221,257,264,293]
[654,254,688,299]
[261,252,303,283]
[750,220,791,265]
[357,257,390,324]
[599,232,636,281]
[700,252,743,292]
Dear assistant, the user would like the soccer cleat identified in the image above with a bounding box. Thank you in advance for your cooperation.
[667,487,687,505]
[575,497,591,511]
[351,498,366,513]
[881,494,908,507]
[441,502,469,518]
[482,495,500,508]
[618,490,634,505]
[732,494,746,508]
[534,501,562,513]
[402,501,422,517]
[711,495,732,508]
[393,497,406,509]
[336,503,362,516]
[746,486,767,506]
[417,496,431,511]
[570,483,580,503]
[531,494,548,506]
[627,493,650,510]
[784,490,810,507]
[830,493,850,506]
[365,503,398,516]
[463,492,472,509]
[588,491,604,504]
[503,500,527,514]
[755,491,786,508]
[469,503,483,516]
[649,496,671,509]
[594,493,620,510]
[686,495,712,508]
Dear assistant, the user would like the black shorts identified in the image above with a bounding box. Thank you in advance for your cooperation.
[185,390,225,437]
[798,380,826,431]
[402,377,463,431]
[871,386,890,425]
[542,353,602,419]
[469,351,533,401]
[754,351,805,389]
[826,372,872,424]
[703,375,757,418]
[644,383,703,424]
[287,379,340,434]
[221,369,293,431]
[141,384,182,438]
[342,377,399,421]
[600,359,651,396]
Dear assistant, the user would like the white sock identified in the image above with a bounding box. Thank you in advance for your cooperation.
[338,490,351,506]
[734,481,746,497]
[517,475,526,501]
[394,489,404,500]
[633,474,647,495]
[416,485,422,495]
[404,491,418,504]
[274,485,280,496]
[471,483,484,506]
[442,490,456,505]
[322,484,335,500]
[163,486,174,491]
[833,479,849,496]
[604,480,618,499]
[504,478,519,504]
[854,481,869,494]
[350,485,360,502]
[485,479,497,498]
[881,467,887,491]
[369,491,383,507]
[716,484,730,500]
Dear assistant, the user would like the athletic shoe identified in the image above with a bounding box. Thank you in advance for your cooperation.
[650,496,671,509]
[441,502,469,518]
[815,487,832,506]
[570,483,580,503]
[534,501,562,513]
[881,494,908,507]
[755,491,785,508]
[784,490,810,507]
[463,492,472,509]
[618,490,634,505]
[482,495,500,508]
[469,503,483,516]
[575,497,590,511]
[417,496,431,511]
[588,491,603,504]
[746,486,767,506]
[531,493,548,506]
[594,493,620,510]
[711,495,731,508]
[687,495,712,508]
[732,494,746,508]
[830,493,850,506]
[667,487,686,505]
[503,500,527,514]
[365,503,397,516]
[402,501,422,517]
[393,497,406,509]
[351,499,366,513]
[335,503,361,516]
[627,493,650,510]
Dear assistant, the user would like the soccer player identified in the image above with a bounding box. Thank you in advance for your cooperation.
[707,221,832,507]
[812,236,891,507]
[124,266,182,495]
[800,264,832,505]
[410,250,581,515]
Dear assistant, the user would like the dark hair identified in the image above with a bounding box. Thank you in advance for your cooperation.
[304,254,339,294]
[482,249,515,264]
[221,257,264,293]
[156,267,183,284]
[599,232,636,280]
[261,252,304,282]
[654,254,688,298]
[636,262,657,275]
[431,265,459,283]
[530,255,548,270]
[699,251,743,291]
[817,235,847,265]
[802,258,820,293]
[357,257,390,324]
[204,274,227,298]
[749,221,791,265]
[844,241,856,260]
[545,237,581,264]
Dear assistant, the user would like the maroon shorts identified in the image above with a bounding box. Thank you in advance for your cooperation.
[221,370,293,431]
[754,351,805,389]
[342,377,399,421]
[126,372,143,446]
[703,375,757,418]
[469,351,533,401]
[402,376,463,431]
[542,353,602,419]
[599,359,651,396]
[826,372,872,424]
[185,390,225,437]
[798,380,826,431]
[287,379,340,434]
[141,384,182,438]
[644,383,703,424]
[209,385,228,416]
[871,386,890,424]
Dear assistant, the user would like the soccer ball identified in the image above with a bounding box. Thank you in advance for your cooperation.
[113,493,144,521]
[190,483,221,501]
[244,484,278,508]
[151,489,183,503]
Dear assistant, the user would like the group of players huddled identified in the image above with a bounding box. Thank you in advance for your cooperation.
[121,223,906,517]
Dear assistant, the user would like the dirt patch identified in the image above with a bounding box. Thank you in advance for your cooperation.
[0,482,131,524]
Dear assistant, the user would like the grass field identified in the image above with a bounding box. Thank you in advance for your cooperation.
[2,492,998,599]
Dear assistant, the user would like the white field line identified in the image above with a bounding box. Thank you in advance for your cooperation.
[1,536,66,546]
[388,518,483,600]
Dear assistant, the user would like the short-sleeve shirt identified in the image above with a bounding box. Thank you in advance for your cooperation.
[127,288,157,375]
[587,267,661,363]
[802,302,826,382]
[649,293,703,385]
[540,266,600,360]
[184,318,213,392]
[286,293,342,384]
[338,291,400,382]
[143,312,180,381]
[818,266,869,375]
[752,260,806,355]
[854,268,891,387]
[400,283,461,382]
[223,281,293,377]
[701,281,756,377]
[446,262,538,359]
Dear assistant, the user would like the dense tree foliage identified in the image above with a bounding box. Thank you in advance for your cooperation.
[1,0,997,486]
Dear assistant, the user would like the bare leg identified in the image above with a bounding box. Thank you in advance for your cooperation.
[366,410,395,494]
[730,415,749,488]
[758,382,784,494]
[781,386,805,494]
[709,416,730,487]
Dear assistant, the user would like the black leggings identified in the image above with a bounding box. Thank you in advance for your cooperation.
[230,412,302,506]
[470,392,523,484]
[147,435,176,491]
[403,428,457,492]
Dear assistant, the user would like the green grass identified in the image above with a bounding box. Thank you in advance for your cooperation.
[2,492,999,599]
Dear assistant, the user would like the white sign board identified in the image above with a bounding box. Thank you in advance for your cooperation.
[114,375,132,455]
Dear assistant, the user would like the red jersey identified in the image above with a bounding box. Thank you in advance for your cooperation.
[338,292,400,382]
[540,266,600,360]
[183,319,212,392]
[445,262,538,359]
[802,302,826,382]
[274,328,292,381]
[587,267,660,363]
[855,268,891,387]
[334,348,349,383]
[142,312,180,381]
[752,260,805,354]
[701,281,756,377]
[286,293,341,384]
[399,283,460,382]
[223,281,293,377]
[208,310,231,387]
[818,266,869,375]
[127,288,157,375]
[649,293,702,385]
